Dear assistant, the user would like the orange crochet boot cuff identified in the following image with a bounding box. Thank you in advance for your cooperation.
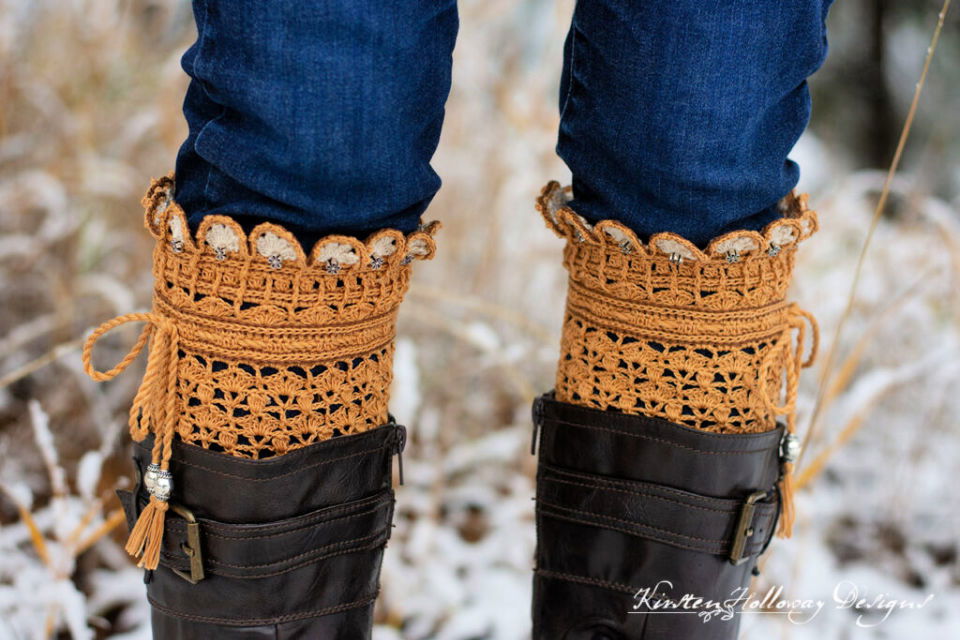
[83,175,438,568]
[538,181,819,534]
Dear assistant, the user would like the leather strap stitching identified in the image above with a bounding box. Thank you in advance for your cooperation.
[542,417,780,456]
[540,469,774,516]
[536,501,772,556]
[147,592,378,625]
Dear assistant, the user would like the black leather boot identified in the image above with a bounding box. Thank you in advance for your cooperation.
[531,393,786,639]
[117,422,405,639]
[529,180,819,639]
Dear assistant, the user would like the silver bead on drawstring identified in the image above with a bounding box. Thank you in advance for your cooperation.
[171,240,185,254]
[214,247,227,261]
[267,255,283,270]
[669,253,684,265]
[725,250,741,263]
[325,259,341,275]
[143,463,173,502]
[370,256,385,270]
[780,433,801,464]
[768,244,781,257]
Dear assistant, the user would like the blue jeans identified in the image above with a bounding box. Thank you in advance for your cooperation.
[175,0,832,246]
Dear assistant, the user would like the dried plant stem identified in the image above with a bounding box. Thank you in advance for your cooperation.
[44,606,57,640]
[64,498,105,548]
[823,270,931,406]
[0,483,52,566]
[19,503,51,566]
[409,284,556,345]
[76,509,127,555]
[799,0,952,468]
[0,337,84,390]
[796,352,946,489]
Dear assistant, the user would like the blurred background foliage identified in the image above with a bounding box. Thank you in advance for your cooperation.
[811,0,958,199]
[0,1,957,638]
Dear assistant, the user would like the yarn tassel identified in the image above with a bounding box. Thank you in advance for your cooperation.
[83,313,180,570]
[777,462,796,538]
[758,304,817,540]
[124,495,169,570]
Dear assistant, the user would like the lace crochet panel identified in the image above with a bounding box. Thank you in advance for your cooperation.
[538,181,818,434]
[142,175,438,458]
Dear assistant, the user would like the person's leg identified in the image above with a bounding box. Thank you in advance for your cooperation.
[558,0,832,245]
[175,0,457,240]
[532,2,831,637]
[83,1,457,637]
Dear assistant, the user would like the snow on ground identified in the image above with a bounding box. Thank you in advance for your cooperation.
[1,0,958,638]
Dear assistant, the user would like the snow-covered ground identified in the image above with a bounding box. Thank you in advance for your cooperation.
[1,1,958,638]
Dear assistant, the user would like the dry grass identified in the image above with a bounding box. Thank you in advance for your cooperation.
[1,1,958,638]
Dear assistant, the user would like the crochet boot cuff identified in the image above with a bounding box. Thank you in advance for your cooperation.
[538,181,818,535]
[83,174,439,568]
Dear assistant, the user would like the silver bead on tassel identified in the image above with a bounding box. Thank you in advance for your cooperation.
[143,463,173,502]
[780,433,802,464]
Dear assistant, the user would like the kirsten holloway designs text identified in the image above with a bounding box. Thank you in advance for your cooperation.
[631,580,935,626]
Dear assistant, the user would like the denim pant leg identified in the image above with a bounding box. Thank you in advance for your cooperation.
[174,0,458,240]
[558,0,834,245]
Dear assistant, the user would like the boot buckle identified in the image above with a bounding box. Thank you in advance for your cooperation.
[168,503,205,584]
[729,490,767,565]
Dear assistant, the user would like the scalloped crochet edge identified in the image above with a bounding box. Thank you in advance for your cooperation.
[142,173,440,272]
[536,181,818,262]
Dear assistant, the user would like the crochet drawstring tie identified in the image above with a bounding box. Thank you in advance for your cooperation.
[83,312,179,570]
[759,303,819,537]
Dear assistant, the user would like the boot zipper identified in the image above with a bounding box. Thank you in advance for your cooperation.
[531,395,545,455]
[394,424,407,486]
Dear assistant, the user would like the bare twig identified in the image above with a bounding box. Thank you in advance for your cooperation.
[797,351,951,489]
[799,0,952,468]
[76,509,127,555]
[0,337,84,391]
[0,485,50,567]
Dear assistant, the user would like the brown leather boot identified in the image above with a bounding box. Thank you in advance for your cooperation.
[531,182,818,639]
[118,423,405,639]
[84,175,436,638]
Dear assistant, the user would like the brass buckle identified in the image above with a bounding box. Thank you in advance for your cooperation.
[729,491,767,566]
[168,503,205,584]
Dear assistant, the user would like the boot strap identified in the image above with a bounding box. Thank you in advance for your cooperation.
[118,488,394,582]
[116,423,404,626]
[536,465,778,564]
[533,393,785,567]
